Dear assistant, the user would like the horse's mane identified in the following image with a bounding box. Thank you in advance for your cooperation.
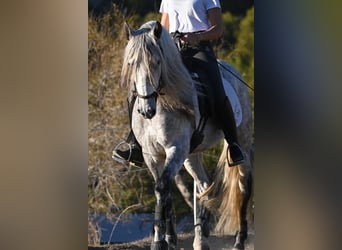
[121,21,195,116]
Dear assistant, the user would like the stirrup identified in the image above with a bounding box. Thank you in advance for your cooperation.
[111,141,133,164]
[227,143,246,167]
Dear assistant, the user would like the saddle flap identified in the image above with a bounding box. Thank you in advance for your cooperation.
[222,77,242,127]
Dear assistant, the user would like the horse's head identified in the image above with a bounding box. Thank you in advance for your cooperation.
[122,21,164,119]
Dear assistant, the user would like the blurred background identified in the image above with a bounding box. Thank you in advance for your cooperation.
[1,0,342,250]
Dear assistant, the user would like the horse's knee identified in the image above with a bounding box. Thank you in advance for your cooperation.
[155,172,171,196]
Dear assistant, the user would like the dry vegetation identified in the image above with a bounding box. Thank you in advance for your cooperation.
[88,6,154,243]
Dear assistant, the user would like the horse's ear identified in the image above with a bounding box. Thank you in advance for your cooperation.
[152,21,162,39]
[124,22,132,41]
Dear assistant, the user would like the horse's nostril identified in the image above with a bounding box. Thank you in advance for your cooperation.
[146,109,156,119]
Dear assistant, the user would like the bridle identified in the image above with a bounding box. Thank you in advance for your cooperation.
[131,36,165,100]
[132,78,164,100]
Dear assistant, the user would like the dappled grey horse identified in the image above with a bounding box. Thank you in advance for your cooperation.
[120,20,253,250]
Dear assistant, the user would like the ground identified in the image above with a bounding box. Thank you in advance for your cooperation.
[88,229,254,250]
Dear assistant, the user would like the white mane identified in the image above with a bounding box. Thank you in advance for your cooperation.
[121,21,195,115]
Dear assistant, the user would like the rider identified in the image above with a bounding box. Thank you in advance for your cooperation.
[113,0,245,167]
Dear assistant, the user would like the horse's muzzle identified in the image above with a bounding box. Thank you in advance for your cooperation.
[138,107,156,119]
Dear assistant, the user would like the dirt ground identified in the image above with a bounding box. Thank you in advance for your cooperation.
[88,230,254,250]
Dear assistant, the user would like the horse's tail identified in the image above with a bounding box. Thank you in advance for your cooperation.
[202,141,246,234]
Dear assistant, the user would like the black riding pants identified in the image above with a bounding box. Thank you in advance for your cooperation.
[180,43,238,143]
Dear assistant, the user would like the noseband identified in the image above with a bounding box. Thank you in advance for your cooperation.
[132,79,164,100]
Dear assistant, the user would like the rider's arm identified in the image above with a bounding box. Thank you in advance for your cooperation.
[203,7,223,41]
[182,7,223,45]
[160,12,169,32]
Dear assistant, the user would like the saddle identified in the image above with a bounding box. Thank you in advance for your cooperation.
[189,71,213,118]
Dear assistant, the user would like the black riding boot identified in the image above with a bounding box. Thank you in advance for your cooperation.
[112,96,144,167]
[218,96,246,166]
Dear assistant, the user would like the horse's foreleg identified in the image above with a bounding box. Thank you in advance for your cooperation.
[233,171,252,250]
[151,146,188,250]
[152,174,178,250]
[151,177,170,250]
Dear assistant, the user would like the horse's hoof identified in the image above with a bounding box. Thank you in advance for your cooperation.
[193,237,210,250]
[151,240,168,250]
[193,243,210,250]
[232,242,245,250]
[165,234,177,250]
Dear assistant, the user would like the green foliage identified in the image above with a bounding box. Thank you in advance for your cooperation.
[228,7,254,130]
[142,12,162,23]
[215,12,241,59]
[229,7,254,86]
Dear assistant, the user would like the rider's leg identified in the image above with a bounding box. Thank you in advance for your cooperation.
[191,44,245,166]
[112,95,144,166]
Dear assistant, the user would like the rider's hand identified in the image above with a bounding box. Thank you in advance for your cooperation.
[180,33,202,45]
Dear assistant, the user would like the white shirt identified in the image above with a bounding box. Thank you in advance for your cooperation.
[160,0,221,33]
